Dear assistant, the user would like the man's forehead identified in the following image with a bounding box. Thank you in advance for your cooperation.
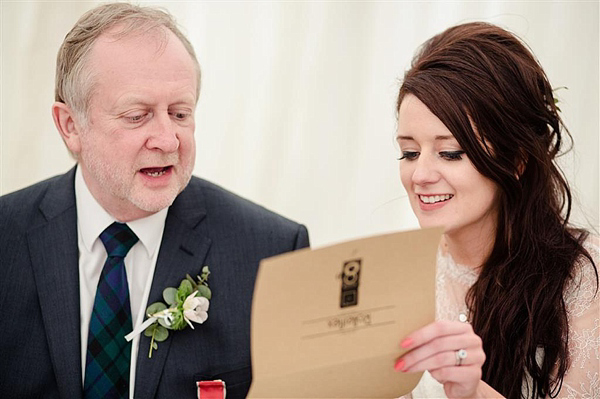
[94,24,170,52]
[82,22,200,104]
[89,26,195,76]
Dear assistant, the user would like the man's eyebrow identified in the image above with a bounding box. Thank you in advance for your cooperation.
[112,95,197,109]
[111,96,149,109]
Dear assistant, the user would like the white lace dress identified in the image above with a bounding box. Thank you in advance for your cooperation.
[410,237,600,398]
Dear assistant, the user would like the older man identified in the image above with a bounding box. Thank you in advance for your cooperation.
[0,3,309,399]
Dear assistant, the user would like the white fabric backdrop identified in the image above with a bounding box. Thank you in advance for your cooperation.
[1,1,598,248]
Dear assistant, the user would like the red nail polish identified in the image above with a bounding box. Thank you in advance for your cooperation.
[394,359,405,371]
[400,338,413,348]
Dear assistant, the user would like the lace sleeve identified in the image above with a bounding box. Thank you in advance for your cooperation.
[560,236,600,398]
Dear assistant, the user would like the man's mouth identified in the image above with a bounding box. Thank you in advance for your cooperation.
[419,194,453,204]
[140,166,171,177]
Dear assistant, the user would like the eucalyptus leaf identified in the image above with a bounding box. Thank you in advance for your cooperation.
[144,323,158,337]
[157,315,173,329]
[197,285,212,300]
[200,266,210,281]
[143,269,213,358]
[178,279,193,297]
[162,287,178,305]
[153,325,169,342]
[146,302,167,315]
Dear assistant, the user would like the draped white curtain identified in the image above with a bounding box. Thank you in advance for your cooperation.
[2,1,598,248]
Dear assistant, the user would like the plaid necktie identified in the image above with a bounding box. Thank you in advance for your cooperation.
[83,222,138,399]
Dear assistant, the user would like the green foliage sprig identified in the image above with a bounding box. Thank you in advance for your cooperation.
[141,266,212,358]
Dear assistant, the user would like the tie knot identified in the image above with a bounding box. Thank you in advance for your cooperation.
[99,222,139,258]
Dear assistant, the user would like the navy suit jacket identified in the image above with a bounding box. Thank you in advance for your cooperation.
[0,167,309,398]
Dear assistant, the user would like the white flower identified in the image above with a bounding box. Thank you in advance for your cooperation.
[182,291,210,329]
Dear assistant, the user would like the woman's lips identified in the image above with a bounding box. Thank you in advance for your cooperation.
[417,194,453,210]
[419,194,453,204]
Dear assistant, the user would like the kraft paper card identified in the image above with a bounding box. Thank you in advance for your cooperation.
[248,227,443,398]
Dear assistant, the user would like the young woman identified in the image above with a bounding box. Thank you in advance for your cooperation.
[393,22,599,398]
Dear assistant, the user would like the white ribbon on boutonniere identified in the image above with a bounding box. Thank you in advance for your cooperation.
[125,266,212,358]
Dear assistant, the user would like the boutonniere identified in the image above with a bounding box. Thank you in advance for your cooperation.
[125,266,212,358]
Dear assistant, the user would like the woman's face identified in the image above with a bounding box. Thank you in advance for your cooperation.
[397,94,499,241]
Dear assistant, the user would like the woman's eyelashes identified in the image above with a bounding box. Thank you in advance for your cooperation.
[398,150,465,161]
[398,151,419,161]
[439,150,465,161]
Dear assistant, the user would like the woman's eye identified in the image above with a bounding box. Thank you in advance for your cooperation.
[439,151,465,161]
[398,151,419,161]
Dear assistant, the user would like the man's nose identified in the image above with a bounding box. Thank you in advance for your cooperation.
[146,113,180,152]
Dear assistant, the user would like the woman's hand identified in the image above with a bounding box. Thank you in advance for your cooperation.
[394,320,486,398]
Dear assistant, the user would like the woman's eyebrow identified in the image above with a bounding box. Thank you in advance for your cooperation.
[395,134,455,141]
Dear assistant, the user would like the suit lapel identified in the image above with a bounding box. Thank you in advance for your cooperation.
[27,168,83,399]
[134,180,212,399]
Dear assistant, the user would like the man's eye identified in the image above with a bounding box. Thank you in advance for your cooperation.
[170,111,190,121]
[398,151,419,161]
[124,113,147,123]
[439,151,465,161]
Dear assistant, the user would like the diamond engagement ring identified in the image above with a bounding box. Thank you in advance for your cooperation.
[455,349,468,366]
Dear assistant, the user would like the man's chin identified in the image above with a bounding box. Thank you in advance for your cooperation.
[127,173,191,213]
[129,188,180,214]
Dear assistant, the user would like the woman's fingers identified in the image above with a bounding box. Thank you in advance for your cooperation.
[431,365,484,398]
[394,320,487,398]
[400,345,485,373]
[394,320,485,371]
[396,320,481,370]
[429,365,483,385]
[400,320,474,349]
[397,331,484,372]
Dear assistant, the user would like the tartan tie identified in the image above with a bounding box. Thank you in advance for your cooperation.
[83,222,138,399]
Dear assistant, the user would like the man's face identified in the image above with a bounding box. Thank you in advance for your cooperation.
[75,28,197,221]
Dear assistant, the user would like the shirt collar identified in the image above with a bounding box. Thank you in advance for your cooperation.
[74,165,168,257]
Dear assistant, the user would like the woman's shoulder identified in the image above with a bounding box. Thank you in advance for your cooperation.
[582,232,600,255]
[564,232,599,317]
[577,232,599,281]
[562,233,599,392]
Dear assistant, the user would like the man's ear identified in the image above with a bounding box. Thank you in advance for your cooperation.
[52,102,83,155]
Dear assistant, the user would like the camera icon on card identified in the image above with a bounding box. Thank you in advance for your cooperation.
[340,259,361,308]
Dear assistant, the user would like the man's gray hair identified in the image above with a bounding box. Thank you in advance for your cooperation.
[55,2,201,125]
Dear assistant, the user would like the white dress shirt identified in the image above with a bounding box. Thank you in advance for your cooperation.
[75,167,168,398]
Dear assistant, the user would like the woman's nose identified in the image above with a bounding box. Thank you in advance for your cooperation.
[411,156,440,185]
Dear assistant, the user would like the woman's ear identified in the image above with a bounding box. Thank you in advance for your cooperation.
[52,102,83,155]
[515,154,527,180]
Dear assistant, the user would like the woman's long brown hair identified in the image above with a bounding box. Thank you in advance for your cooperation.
[397,22,597,398]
